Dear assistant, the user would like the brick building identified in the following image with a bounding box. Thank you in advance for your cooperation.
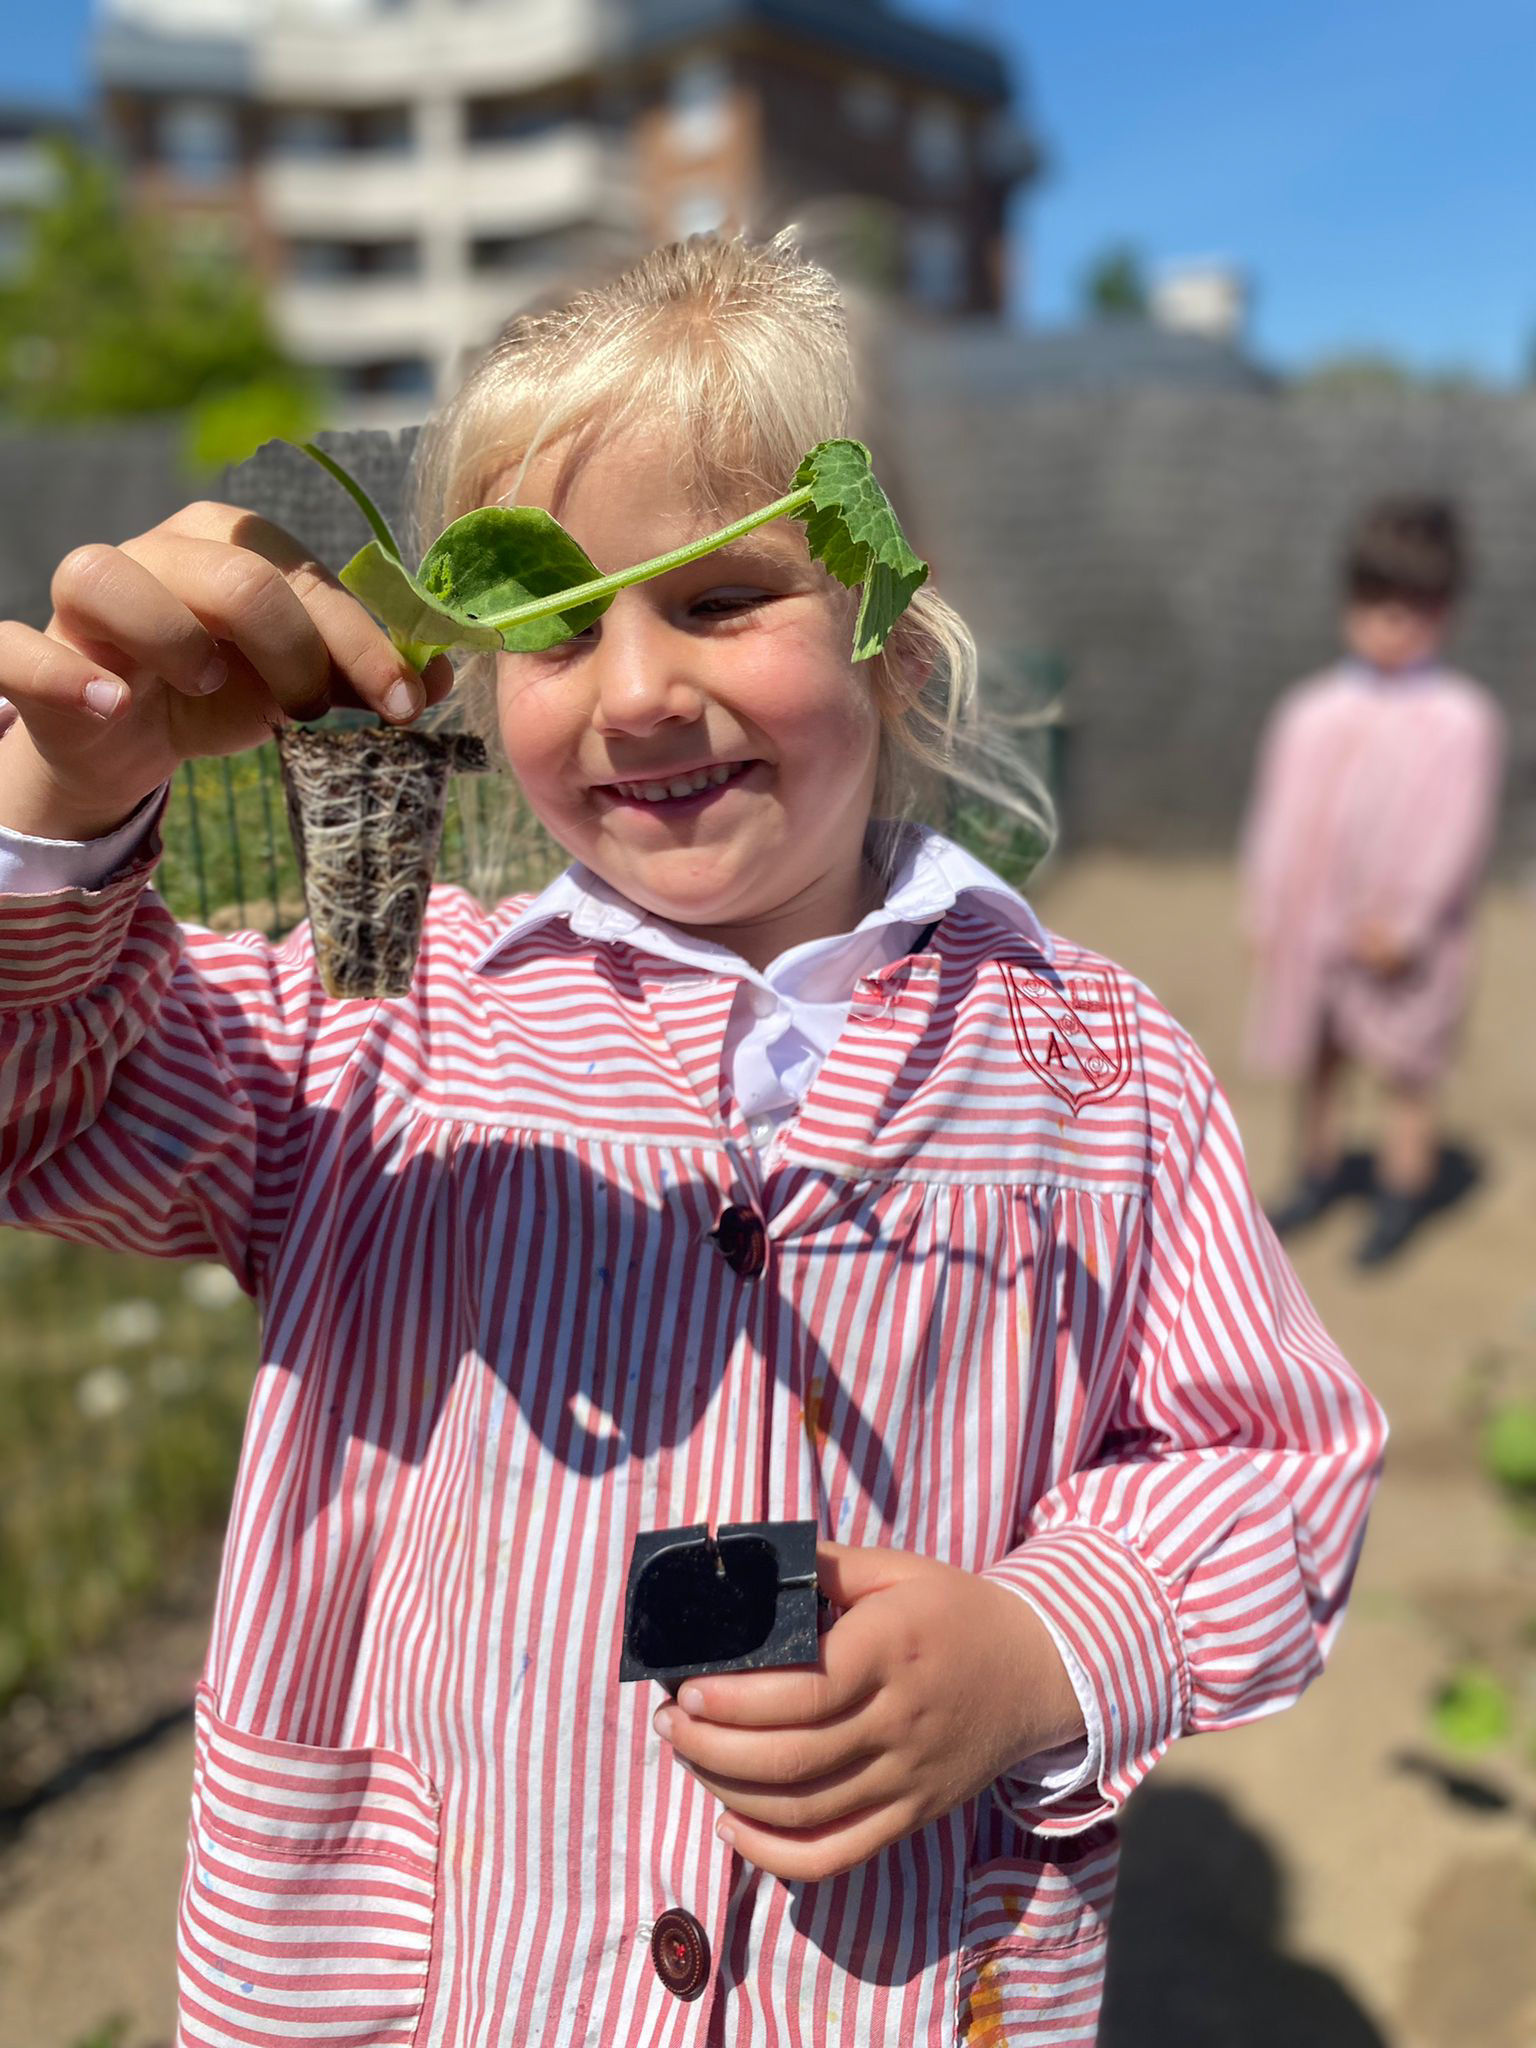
[92,0,1038,423]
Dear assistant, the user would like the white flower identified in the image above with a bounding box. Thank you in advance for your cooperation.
[96,1299,162,1349]
[181,1262,244,1311]
[148,1356,196,1398]
[76,1365,133,1420]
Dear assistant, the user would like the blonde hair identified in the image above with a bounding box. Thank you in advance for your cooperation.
[409,232,1053,878]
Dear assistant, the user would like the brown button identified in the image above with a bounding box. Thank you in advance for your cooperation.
[711,1203,766,1279]
[651,1906,710,1999]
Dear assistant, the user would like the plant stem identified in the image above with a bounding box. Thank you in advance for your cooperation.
[484,485,815,640]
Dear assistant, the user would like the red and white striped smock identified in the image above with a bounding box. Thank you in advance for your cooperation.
[1240,660,1505,1085]
[0,828,1386,2048]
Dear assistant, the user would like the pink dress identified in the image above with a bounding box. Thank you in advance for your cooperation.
[1241,661,1505,1085]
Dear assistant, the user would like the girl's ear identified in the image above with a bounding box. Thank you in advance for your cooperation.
[871,622,930,718]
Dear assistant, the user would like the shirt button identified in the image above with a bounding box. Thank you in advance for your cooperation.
[748,1114,776,1148]
[710,1203,767,1279]
[747,986,776,1019]
[651,1906,710,2000]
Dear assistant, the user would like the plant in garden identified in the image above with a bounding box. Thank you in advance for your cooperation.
[1484,1400,1536,1517]
[276,438,927,999]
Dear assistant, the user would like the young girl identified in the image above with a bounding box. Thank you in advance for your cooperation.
[0,237,1383,2048]
[1242,496,1505,1267]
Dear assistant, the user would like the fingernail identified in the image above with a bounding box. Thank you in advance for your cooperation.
[716,1820,736,1845]
[84,679,128,719]
[678,1685,705,1715]
[385,679,422,721]
[653,1707,676,1741]
[193,655,228,695]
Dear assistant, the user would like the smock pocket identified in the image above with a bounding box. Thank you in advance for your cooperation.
[956,1827,1118,2045]
[177,1684,440,2048]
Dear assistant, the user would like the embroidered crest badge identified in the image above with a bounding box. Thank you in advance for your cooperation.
[1001,964,1132,1112]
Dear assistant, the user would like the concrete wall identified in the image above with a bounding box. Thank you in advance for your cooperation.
[894,383,1536,862]
[4,388,1534,861]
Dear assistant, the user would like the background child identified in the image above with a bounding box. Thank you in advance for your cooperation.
[0,236,1384,2047]
[1241,497,1506,1267]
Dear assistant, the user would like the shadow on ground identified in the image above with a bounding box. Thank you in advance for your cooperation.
[1100,1785,1387,2047]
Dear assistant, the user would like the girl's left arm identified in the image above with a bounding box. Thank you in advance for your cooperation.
[982,1028,1389,1838]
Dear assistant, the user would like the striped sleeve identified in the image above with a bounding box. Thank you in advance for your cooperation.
[984,1028,1387,1837]
[0,833,363,1288]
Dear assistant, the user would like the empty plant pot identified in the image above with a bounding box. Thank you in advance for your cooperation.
[618,1520,825,1693]
[276,723,489,1000]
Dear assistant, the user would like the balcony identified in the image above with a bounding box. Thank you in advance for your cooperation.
[257,0,604,104]
[258,126,609,239]
[258,149,430,236]
[273,276,442,362]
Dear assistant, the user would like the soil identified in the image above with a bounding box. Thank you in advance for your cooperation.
[3,852,1534,2048]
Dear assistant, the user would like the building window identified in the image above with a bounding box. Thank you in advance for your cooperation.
[267,106,412,157]
[911,101,965,187]
[908,216,965,310]
[269,109,346,158]
[668,53,730,158]
[335,357,435,399]
[844,74,897,137]
[156,100,239,183]
[356,105,413,154]
[466,96,572,146]
[288,238,420,281]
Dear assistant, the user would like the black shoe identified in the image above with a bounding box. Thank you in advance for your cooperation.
[1354,1190,1427,1269]
[1266,1167,1347,1237]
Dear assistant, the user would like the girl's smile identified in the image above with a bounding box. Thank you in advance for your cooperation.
[495,427,883,968]
[594,754,763,810]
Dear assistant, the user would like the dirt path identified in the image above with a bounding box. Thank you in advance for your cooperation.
[2,855,1533,2048]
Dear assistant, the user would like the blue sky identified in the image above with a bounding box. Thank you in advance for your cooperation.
[10,0,1535,381]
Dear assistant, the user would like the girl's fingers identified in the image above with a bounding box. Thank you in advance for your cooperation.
[0,618,133,722]
[713,1804,905,1886]
[656,1693,878,1788]
[147,508,446,722]
[680,1752,886,1833]
[51,542,264,704]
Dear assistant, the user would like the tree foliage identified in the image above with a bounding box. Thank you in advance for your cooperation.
[1081,242,1149,322]
[0,137,317,464]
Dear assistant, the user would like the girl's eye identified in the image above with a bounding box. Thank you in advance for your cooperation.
[692,589,772,618]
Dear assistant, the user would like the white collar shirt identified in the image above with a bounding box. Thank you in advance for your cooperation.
[471,825,1054,1157]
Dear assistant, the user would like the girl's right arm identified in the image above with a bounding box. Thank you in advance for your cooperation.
[0,502,453,1275]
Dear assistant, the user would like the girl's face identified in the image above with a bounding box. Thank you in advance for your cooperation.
[494,428,884,969]
[1344,599,1446,673]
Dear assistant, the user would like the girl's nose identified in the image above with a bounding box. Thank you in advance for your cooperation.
[590,608,708,737]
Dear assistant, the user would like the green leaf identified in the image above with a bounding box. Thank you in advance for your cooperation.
[338,542,502,657]
[418,506,614,653]
[299,441,403,557]
[1485,1403,1536,1500]
[1430,1665,1513,1752]
[790,438,928,660]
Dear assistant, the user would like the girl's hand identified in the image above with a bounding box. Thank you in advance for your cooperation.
[651,1541,1087,1884]
[0,501,453,840]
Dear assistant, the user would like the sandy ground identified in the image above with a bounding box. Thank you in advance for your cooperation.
[2,852,1534,2048]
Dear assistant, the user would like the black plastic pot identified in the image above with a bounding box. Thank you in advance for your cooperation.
[619,1520,825,1694]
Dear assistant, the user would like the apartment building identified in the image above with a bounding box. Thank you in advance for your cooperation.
[93,0,1038,423]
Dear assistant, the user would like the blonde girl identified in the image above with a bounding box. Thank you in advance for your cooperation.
[0,235,1383,2047]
